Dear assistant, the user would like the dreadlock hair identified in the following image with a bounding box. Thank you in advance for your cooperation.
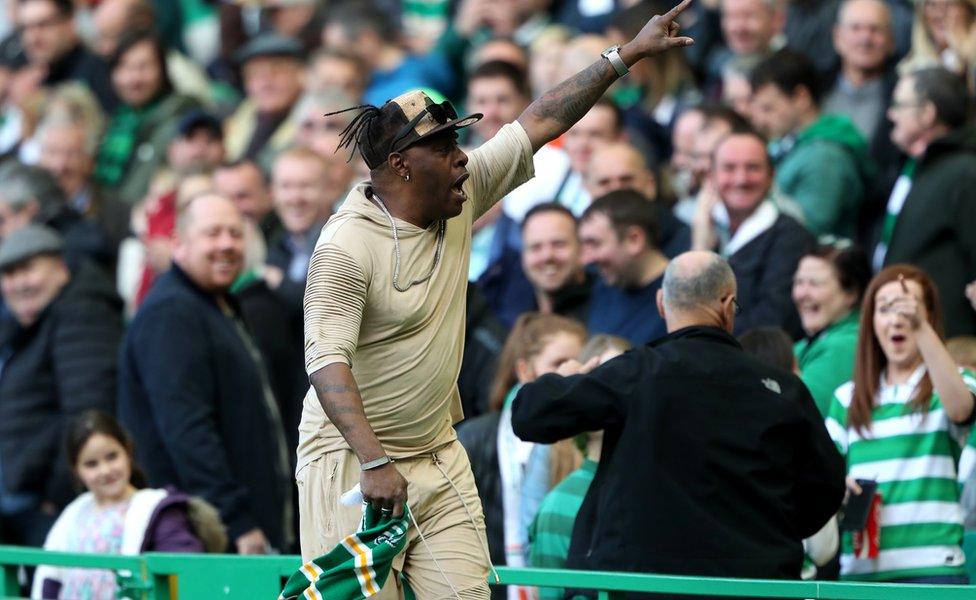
[328,101,407,171]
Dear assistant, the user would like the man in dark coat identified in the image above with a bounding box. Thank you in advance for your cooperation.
[878,67,976,336]
[513,252,846,597]
[0,225,122,546]
[118,193,292,554]
[691,131,814,336]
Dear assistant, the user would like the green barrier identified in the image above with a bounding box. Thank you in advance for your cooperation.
[2,544,976,599]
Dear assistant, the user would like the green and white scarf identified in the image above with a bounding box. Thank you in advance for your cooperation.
[872,159,916,270]
[279,505,410,600]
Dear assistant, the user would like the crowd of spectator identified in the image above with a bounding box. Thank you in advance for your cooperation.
[0,0,974,598]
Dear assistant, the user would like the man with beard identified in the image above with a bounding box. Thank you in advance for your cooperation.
[298,2,695,597]
[118,193,292,554]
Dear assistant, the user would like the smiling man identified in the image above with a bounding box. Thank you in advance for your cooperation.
[691,131,813,335]
[578,189,669,345]
[118,193,292,556]
[298,2,695,597]
[520,202,593,322]
[0,225,122,548]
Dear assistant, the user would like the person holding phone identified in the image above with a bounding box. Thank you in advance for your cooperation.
[825,265,976,583]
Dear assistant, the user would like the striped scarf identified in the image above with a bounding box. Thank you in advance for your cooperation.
[279,505,410,600]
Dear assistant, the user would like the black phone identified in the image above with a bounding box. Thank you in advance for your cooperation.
[839,479,878,531]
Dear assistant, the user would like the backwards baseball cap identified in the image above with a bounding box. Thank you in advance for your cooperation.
[331,89,482,170]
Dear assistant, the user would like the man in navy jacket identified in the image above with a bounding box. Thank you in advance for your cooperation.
[118,193,292,554]
[513,251,844,596]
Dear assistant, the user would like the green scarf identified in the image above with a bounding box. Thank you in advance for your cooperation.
[94,99,160,186]
[279,505,410,600]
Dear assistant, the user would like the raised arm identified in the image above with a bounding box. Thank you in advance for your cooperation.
[516,0,694,153]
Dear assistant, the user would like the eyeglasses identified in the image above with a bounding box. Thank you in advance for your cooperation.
[388,100,458,155]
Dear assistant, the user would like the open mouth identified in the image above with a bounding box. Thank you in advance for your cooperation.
[891,334,907,344]
[451,173,469,199]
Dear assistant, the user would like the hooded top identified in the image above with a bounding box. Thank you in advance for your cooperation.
[774,113,877,238]
[297,121,535,470]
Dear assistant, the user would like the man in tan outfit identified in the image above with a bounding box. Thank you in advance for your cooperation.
[298,2,696,597]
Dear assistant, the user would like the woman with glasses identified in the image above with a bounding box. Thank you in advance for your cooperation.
[825,265,976,583]
[792,242,871,415]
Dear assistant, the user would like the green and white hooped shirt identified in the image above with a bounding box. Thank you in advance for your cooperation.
[825,365,976,581]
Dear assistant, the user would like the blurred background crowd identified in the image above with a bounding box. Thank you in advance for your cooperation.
[0,0,975,597]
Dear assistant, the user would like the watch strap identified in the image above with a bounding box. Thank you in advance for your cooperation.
[602,46,629,78]
[360,456,392,471]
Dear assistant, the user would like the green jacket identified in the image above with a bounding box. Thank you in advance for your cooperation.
[794,310,860,416]
[99,93,199,205]
[773,114,876,239]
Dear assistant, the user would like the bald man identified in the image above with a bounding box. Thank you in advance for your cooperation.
[584,141,690,258]
[118,193,292,555]
[513,251,845,589]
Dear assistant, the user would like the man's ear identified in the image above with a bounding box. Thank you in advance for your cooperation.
[625,225,650,254]
[656,288,666,319]
[387,152,409,180]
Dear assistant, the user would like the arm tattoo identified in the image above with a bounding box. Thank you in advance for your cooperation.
[525,60,614,133]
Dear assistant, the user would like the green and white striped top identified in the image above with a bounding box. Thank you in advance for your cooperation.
[825,365,976,581]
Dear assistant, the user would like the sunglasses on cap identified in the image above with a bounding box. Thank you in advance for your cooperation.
[388,100,459,155]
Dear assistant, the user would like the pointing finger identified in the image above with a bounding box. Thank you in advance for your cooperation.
[667,36,695,48]
[664,0,694,22]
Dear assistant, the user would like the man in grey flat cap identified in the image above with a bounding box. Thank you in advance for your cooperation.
[0,225,123,548]
[224,32,306,171]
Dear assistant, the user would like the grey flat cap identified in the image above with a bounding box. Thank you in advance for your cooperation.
[0,224,64,271]
[234,33,304,65]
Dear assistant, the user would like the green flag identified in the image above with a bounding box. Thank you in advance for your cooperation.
[279,505,409,600]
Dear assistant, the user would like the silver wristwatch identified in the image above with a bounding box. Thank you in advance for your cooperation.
[601,44,629,78]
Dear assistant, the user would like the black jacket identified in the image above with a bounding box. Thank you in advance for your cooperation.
[45,206,117,273]
[44,44,117,112]
[117,265,291,549]
[883,126,976,337]
[728,213,814,337]
[458,284,507,419]
[512,327,845,595]
[0,263,122,507]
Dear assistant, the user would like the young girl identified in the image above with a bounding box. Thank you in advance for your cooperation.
[458,313,586,599]
[825,265,976,583]
[32,411,224,599]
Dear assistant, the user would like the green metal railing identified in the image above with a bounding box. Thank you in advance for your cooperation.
[2,544,975,599]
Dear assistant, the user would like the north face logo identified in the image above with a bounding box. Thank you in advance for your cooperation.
[762,378,781,394]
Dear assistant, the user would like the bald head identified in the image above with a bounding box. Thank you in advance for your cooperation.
[659,251,738,332]
[585,141,656,200]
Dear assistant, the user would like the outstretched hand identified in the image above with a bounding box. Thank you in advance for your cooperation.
[628,0,695,59]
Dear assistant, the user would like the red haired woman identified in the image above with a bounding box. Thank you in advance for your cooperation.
[825,265,976,583]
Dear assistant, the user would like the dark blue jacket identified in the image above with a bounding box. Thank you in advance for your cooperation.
[117,265,291,550]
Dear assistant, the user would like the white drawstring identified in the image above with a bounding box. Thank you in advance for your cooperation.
[403,451,499,600]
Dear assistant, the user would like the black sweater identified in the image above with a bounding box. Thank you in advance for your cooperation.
[513,326,845,595]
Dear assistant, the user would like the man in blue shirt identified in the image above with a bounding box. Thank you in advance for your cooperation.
[579,189,668,345]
